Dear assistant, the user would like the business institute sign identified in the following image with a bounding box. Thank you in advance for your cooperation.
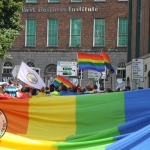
[22,6,98,13]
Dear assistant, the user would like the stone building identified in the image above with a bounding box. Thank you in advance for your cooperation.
[0,0,128,90]
[126,0,150,90]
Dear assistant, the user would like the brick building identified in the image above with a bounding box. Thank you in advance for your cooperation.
[126,0,150,89]
[0,0,128,90]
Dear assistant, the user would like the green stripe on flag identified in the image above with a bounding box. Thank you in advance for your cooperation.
[56,92,125,150]
[55,137,114,150]
[75,93,125,135]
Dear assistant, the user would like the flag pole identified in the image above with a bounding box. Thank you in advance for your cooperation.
[99,48,104,89]
[77,52,82,87]
[100,48,103,54]
[104,66,106,90]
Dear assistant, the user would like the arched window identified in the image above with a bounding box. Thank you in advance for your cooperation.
[46,64,56,73]
[27,61,35,67]
[117,62,126,68]
[3,61,13,74]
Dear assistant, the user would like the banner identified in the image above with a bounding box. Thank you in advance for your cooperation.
[0,88,150,149]
[17,61,46,89]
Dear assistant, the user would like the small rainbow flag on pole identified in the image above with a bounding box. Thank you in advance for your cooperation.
[52,75,74,88]
[100,51,114,74]
[77,52,105,72]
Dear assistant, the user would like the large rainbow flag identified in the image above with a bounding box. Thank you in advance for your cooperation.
[52,75,74,88]
[0,89,150,149]
[100,51,114,74]
[77,52,105,72]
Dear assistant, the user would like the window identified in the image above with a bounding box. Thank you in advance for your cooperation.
[26,19,36,46]
[27,61,35,67]
[94,0,106,2]
[93,19,105,46]
[46,64,56,73]
[48,0,59,2]
[117,18,128,47]
[71,0,82,2]
[47,19,58,46]
[2,61,13,74]
[26,0,37,3]
[70,19,82,47]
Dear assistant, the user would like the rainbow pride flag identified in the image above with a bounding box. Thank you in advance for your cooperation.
[52,75,74,88]
[0,89,150,149]
[100,51,114,74]
[77,52,105,72]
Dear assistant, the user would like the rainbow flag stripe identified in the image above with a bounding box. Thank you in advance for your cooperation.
[0,89,150,149]
[100,52,114,74]
[52,75,74,88]
[78,52,105,72]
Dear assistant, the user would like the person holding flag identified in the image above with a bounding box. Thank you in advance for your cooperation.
[17,61,46,90]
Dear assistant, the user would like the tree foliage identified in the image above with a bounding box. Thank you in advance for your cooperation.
[0,0,24,59]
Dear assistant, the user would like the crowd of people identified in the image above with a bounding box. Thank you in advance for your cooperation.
[0,78,131,99]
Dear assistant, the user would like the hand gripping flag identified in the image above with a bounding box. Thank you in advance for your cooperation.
[17,61,46,89]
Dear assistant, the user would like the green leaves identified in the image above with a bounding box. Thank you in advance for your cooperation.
[0,0,24,59]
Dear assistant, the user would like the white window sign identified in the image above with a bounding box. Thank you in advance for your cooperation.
[88,70,106,81]
[132,59,144,82]
[57,61,77,76]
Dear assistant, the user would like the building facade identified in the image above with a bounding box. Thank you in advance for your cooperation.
[126,0,150,90]
[0,0,128,90]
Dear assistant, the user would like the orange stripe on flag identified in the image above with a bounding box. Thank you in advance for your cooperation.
[0,98,29,134]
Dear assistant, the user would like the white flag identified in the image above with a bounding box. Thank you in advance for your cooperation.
[17,61,46,89]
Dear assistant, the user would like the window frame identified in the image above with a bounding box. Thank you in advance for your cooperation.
[25,19,37,47]
[26,0,37,3]
[94,0,106,2]
[117,18,128,47]
[71,0,82,2]
[47,19,59,47]
[2,61,13,74]
[70,18,82,47]
[93,18,105,47]
[48,0,59,3]
[118,0,128,1]
[27,61,35,67]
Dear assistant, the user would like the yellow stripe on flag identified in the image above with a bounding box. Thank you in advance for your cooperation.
[1,132,57,150]
[20,96,76,141]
